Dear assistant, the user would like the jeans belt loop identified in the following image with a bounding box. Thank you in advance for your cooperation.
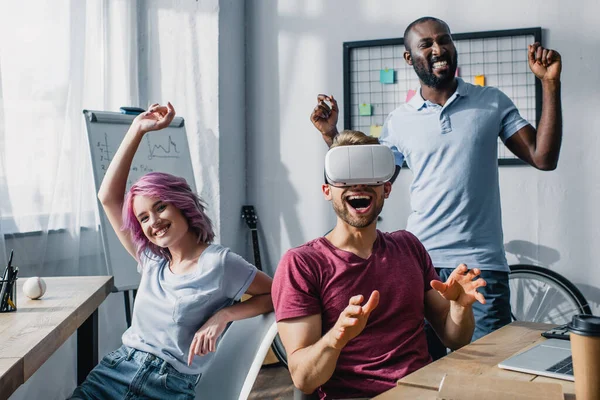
[195,373,202,385]
[159,360,168,375]
[126,347,135,361]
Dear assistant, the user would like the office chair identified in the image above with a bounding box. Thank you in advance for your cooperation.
[195,312,278,400]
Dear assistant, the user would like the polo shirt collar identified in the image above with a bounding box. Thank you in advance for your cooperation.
[408,77,469,110]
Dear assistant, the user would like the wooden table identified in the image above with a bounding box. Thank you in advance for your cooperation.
[374,321,576,399]
[0,276,113,400]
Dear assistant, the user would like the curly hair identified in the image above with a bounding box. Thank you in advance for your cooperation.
[121,172,214,260]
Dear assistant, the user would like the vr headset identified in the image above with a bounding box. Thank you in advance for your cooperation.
[324,144,396,186]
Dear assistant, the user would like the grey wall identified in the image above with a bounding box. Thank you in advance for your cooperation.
[245,0,600,313]
[219,0,247,255]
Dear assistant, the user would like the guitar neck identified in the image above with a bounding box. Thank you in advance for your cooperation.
[250,229,262,271]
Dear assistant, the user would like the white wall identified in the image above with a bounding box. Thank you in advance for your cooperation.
[245,0,600,313]
[138,0,247,253]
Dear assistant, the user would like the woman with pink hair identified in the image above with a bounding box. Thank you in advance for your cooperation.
[70,103,273,400]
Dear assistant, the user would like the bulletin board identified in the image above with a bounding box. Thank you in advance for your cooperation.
[343,28,542,165]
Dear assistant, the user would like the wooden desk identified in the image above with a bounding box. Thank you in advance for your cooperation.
[374,321,576,399]
[0,276,113,400]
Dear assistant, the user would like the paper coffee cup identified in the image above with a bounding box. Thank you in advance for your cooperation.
[568,314,600,400]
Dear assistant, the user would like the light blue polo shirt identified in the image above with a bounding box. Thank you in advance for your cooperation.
[379,78,529,272]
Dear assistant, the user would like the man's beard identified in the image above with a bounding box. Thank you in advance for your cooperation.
[332,189,385,228]
[413,52,458,88]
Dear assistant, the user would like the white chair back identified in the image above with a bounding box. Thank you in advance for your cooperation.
[196,312,278,400]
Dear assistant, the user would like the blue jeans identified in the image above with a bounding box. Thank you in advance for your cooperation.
[437,268,512,341]
[69,345,200,400]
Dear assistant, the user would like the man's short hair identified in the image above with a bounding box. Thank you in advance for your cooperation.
[403,16,451,52]
[331,130,380,149]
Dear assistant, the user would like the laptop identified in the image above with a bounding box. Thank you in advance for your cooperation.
[498,338,574,381]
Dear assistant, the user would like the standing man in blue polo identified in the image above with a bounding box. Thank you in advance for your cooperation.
[310,16,563,342]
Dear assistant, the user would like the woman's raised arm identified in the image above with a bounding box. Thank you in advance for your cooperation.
[97,103,176,259]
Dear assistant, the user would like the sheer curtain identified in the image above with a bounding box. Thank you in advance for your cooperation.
[0,0,138,277]
[0,1,139,399]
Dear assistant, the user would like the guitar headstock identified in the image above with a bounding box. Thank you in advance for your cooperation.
[241,205,258,229]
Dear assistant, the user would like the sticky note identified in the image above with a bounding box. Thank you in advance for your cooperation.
[370,125,383,138]
[455,67,460,77]
[359,103,372,116]
[474,75,485,86]
[380,69,394,84]
[406,89,417,103]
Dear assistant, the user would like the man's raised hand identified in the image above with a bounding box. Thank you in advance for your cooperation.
[328,290,380,350]
[310,94,339,139]
[528,43,562,81]
[430,264,487,307]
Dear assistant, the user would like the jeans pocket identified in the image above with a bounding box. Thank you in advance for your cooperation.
[162,372,196,399]
[99,348,127,369]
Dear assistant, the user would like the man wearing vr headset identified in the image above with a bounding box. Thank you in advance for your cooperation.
[272,131,487,399]
[310,17,562,344]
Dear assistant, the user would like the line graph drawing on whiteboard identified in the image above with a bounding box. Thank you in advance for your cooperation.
[146,135,181,159]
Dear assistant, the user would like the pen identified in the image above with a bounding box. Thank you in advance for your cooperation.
[4,266,17,311]
[7,249,13,270]
[0,250,14,311]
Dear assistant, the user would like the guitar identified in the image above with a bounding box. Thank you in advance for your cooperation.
[240,205,288,367]
[241,205,262,271]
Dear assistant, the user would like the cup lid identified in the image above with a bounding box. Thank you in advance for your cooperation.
[567,314,600,336]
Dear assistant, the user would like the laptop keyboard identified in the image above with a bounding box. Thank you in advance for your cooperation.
[546,356,574,376]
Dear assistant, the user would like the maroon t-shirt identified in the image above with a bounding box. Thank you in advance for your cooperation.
[273,230,440,399]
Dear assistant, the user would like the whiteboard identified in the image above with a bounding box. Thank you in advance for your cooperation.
[83,110,196,291]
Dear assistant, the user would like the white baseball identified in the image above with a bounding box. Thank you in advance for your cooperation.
[23,277,47,299]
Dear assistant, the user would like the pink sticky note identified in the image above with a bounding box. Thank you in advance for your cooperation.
[455,67,460,77]
[405,89,417,103]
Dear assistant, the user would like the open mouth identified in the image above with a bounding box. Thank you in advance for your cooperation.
[154,224,171,237]
[345,194,374,214]
[431,60,449,71]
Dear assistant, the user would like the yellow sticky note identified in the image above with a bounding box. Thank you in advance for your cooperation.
[474,75,485,86]
[370,125,383,138]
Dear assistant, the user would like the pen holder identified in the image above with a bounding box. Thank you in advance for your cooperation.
[0,277,17,312]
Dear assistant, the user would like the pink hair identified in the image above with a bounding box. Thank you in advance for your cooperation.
[122,172,214,260]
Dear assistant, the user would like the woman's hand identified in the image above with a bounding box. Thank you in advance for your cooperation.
[132,102,176,134]
[187,312,228,365]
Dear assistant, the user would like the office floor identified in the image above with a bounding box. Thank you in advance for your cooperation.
[249,363,294,400]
